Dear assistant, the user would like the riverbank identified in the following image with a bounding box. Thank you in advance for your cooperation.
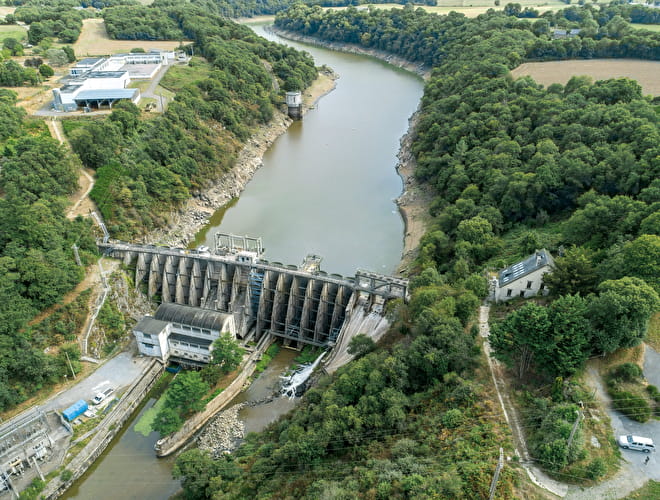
[269,26,432,273]
[143,68,338,248]
[270,26,431,80]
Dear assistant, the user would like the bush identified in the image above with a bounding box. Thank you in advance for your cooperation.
[442,409,463,428]
[611,363,643,383]
[38,64,54,78]
[646,385,660,403]
[585,458,606,480]
[60,469,73,481]
[612,390,652,422]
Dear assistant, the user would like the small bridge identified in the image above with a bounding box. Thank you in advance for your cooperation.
[98,241,408,348]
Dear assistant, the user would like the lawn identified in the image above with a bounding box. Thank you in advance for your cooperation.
[0,25,28,42]
[159,57,212,92]
[625,481,660,499]
[631,23,660,32]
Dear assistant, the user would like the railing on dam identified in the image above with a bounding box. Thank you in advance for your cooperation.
[98,241,408,348]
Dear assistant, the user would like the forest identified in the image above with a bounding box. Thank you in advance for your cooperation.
[0,90,97,412]
[67,1,317,238]
[165,4,660,498]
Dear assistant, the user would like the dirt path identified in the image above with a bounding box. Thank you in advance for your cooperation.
[47,118,99,219]
[479,304,569,498]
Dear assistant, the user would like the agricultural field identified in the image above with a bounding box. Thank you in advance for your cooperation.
[74,19,183,56]
[333,1,567,18]
[631,23,660,32]
[511,59,660,96]
[0,24,28,42]
[0,6,16,18]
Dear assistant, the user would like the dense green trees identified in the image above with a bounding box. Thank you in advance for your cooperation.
[66,4,316,238]
[153,371,209,435]
[0,92,96,412]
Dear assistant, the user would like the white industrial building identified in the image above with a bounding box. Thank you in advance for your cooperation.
[490,249,554,303]
[134,303,236,366]
[53,50,178,111]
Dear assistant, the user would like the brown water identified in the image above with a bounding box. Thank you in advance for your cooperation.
[63,23,423,499]
[195,23,424,277]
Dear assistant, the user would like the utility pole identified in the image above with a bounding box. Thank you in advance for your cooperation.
[488,447,504,500]
[64,350,77,380]
[567,410,582,449]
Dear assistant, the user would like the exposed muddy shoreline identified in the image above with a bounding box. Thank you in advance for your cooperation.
[144,28,430,273]
[142,69,338,248]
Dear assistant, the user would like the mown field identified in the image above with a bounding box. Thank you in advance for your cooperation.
[631,23,660,32]
[511,59,660,96]
[331,1,567,18]
[73,18,183,56]
[0,24,27,42]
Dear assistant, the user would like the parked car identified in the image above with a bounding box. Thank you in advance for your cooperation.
[618,435,655,453]
[92,387,114,405]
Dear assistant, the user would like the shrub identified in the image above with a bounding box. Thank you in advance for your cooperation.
[60,469,73,481]
[611,363,643,383]
[646,385,660,403]
[585,458,606,480]
[612,390,651,422]
[442,409,463,428]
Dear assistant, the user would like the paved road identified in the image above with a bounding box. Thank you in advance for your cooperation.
[566,345,660,499]
[38,352,150,414]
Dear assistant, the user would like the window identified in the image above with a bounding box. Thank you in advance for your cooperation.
[506,289,512,297]
[540,283,545,290]
[520,290,525,297]
[526,281,533,289]
[142,342,154,349]
[142,333,152,339]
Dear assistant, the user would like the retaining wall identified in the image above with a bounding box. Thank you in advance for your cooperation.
[42,358,164,499]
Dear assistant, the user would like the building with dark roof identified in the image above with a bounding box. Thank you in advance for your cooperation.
[134,303,236,365]
[490,249,554,302]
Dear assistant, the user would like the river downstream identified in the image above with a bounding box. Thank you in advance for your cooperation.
[63,23,423,499]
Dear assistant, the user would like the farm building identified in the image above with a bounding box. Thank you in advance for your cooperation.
[490,249,554,303]
[134,303,236,366]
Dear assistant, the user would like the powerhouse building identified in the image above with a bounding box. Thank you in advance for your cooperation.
[134,303,236,366]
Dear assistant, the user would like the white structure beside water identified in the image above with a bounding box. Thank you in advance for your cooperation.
[490,249,554,303]
[134,303,236,366]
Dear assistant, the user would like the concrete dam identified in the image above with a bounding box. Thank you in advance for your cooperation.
[98,236,408,350]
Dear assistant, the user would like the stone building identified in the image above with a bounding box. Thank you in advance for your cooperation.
[490,249,554,303]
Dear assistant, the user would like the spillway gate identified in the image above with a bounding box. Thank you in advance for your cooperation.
[98,242,408,348]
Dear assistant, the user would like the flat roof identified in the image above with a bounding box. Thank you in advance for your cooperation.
[75,89,138,100]
[85,71,128,78]
[134,316,169,336]
[59,84,83,94]
[76,57,103,66]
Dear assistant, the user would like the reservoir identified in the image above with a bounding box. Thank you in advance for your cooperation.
[196,23,424,277]
[64,22,424,499]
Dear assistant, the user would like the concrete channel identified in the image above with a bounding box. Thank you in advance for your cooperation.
[42,359,164,499]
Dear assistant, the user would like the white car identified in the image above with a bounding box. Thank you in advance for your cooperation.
[618,435,655,453]
[92,387,114,405]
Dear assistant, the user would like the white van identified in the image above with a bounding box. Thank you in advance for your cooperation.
[92,387,114,405]
[618,435,655,453]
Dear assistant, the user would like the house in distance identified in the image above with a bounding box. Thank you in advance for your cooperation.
[490,249,555,302]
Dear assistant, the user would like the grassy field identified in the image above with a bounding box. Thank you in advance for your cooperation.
[331,1,566,18]
[0,24,28,42]
[625,481,660,499]
[74,19,184,56]
[511,59,660,96]
[631,23,660,32]
[159,57,213,92]
[647,313,660,353]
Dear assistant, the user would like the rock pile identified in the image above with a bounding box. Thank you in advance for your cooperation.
[197,403,247,457]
